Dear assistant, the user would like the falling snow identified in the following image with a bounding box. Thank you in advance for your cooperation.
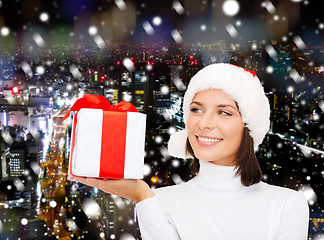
[142,21,154,35]
[33,33,45,47]
[21,218,28,225]
[262,1,276,14]
[172,1,185,15]
[225,24,238,38]
[222,0,240,17]
[171,29,183,43]
[0,26,9,36]
[82,199,102,219]
[152,16,162,26]
[88,26,98,36]
[39,12,49,22]
[0,0,322,239]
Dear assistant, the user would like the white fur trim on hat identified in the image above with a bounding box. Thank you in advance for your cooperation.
[168,63,270,159]
[167,129,192,159]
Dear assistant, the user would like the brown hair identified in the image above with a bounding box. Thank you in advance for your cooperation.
[186,127,263,187]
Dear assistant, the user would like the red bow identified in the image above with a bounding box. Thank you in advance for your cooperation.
[62,95,139,122]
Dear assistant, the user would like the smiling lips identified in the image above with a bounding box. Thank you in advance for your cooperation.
[196,135,223,146]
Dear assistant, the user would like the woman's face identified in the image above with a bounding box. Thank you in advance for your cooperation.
[187,89,244,166]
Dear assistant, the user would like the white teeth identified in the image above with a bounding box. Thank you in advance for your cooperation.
[198,136,222,143]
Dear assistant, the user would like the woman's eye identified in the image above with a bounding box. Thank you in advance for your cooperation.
[190,108,202,113]
[219,110,232,116]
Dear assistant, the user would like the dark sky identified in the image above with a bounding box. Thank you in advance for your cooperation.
[0,0,323,44]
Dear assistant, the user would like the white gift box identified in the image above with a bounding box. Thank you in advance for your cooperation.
[69,108,146,179]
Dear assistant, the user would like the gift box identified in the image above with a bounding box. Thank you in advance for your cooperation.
[62,95,146,179]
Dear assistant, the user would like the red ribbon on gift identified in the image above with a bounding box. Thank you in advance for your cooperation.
[61,94,139,122]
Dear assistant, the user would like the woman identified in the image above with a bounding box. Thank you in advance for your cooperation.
[69,63,309,239]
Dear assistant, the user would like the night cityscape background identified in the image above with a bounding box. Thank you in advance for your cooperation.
[0,0,324,239]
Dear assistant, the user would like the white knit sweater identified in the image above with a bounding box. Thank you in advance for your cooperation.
[136,160,309,240]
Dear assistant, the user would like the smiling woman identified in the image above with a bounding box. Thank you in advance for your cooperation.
[71,63,310,240]
[136,63,309,240]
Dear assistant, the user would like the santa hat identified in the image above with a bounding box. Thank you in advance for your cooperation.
[168,63,270,159]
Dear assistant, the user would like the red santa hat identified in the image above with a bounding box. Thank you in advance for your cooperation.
[168,63,271,159]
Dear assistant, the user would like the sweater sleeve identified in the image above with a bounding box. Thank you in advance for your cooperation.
[277,192,310,240]
[136,196,180,240]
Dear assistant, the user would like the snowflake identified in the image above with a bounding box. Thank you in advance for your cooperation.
[82,199,102,219]
[152,16,162,26]
[49,200,57,208]
[222,0,240,16]
[143,164,152,176]
[39,12,50,22]
[142,21,154,35]
[171,29,183,43]
[160,85,169,94]
[172,1,185,15]
[0,26,9,36]
[21,218,28,225]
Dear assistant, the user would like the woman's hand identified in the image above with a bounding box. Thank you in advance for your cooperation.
[67,175,155,203]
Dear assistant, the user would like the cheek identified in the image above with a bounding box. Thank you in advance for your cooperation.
[186,119,198,143]
[220,118,242,133]
[227,122,244,142]
[186,117,197,133]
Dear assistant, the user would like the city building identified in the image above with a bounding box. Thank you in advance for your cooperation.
[1,148,25,180]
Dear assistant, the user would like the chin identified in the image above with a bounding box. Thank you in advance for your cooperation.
[193,150,238,166]
[193,151,216,162]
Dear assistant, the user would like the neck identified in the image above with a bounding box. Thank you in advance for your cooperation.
[193,159,244,191]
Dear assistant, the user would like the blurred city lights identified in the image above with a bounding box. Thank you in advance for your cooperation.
[12,86,19,94]
[150,176,159,183]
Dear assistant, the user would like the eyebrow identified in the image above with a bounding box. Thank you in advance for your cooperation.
[190,101,239,112]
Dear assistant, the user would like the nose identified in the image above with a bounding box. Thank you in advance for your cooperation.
[198,112,216,130]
